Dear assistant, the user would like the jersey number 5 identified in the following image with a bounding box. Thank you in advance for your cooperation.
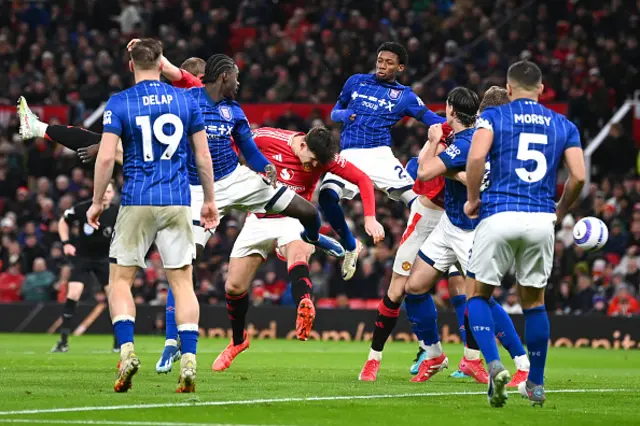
[136,113,183,162]
[515,132,548,183]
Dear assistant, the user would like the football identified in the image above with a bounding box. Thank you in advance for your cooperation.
[572,217,609,251]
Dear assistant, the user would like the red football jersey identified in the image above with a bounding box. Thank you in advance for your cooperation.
[171,69,204,88]
[252,127,376,217]
[411,124,454,208]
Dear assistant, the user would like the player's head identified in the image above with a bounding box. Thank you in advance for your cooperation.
[202,54,239,99]
[301,126,339,167]
[180,57,206,79]
[376,42,407,81]
[506,60,544,99]
[446,87,480,128]
[103,181,116,206]
[479,86,509,113]
[129,38,163,72]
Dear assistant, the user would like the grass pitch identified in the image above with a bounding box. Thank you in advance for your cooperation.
[0,334,638,425]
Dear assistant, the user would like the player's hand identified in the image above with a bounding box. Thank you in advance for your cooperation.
[464,199,481,219]
[265,163,277,188]
[78,144,100,164]
[86,202,104,229]
[428,123,443,143]
[200,201,220,231]
[63,243,76,257]
[127,38,141,51]
[348,113,356,121]
[364,216,385,244]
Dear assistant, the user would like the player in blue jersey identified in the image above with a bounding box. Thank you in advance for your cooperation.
[85,39,218,393]
[464,61,585,407]
[319,42,445,281]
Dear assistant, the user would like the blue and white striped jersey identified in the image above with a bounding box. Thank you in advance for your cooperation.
[475,98,581,220]
[332,74,444,150]
[102,80,204,206]
[186,87,253,184]
[438,128,479,231]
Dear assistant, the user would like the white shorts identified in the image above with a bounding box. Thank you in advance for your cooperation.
[230,215,311,259]
[190,165,296,246]
[321,146,415,203]
[392,199,443,276]
[109,205,194,269]
[467,212,556,288]
[418,213,474,275]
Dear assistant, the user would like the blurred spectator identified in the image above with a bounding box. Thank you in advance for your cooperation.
[607,284,640,317]
[21,257,55,301]
[502,288,523,315]
[0,262,24,302]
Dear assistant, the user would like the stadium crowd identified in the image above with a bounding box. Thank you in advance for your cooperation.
[0,0,639,316]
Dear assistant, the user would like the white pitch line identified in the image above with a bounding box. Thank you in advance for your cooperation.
[0,389,630,417]
[0,421,276,426]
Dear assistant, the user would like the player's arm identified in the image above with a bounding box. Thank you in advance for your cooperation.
[405,92,446,127]
[466,129,493,203]
[330,75,358,123]
[417,124,447,181]
[556,124,586,223]
[233,114,277,185]
[327,156,385,243]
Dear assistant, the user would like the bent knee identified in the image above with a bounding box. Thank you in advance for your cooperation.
[225,279,250,295]
[67,282,84,300]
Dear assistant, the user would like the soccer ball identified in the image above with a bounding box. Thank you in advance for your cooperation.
[572,217,609,251]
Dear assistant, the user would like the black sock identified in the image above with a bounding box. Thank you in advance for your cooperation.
[464,312,479,350]
[371,295,401,352]
[45,125,101,150]
[289,262,312,305]
[226,292,249,346]
[60,299,78,343]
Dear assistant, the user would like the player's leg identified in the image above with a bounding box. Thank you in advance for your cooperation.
[318,180,358,251]
[154,206,200,393]
[92,259,120,353]
[211,255,262,372]
[280,239,315,340]
[18,97,101,149]
[514,212,556,406]
[51,276,84,353]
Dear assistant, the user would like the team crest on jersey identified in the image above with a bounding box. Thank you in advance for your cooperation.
[219,106,233,121]
[303,163,312,172]
[402,261,412,271]
[280,168,294,180]
[389,89,401,100]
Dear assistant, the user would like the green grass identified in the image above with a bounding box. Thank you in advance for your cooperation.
[0,334,638,425]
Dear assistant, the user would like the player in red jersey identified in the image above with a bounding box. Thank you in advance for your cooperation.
[211,126,385,372]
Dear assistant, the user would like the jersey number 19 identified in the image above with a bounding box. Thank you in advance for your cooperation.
[135,113,183,162]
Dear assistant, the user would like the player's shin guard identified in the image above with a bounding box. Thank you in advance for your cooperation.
[451,295,467,345]
[489,297,527,361]
[467,297,500,364]
[177,324,198,355]
[405,293,442,357]
[165,289,178,344]
[113,315,135,350]
[371,295,401,354]
[289,262,312,304]
[45,125,101,150]
[523,306,549,385]
[318,188,357,251]
[226,292,249,346]
[60,299,78,343]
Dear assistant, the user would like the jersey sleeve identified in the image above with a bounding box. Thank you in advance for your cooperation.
[63,200,89,224]
[187,95,205,136]
[405,157,419,181]
[326,155,376,217]
[564,119,582,149]
[439,140,470,171]
[335,75,360,108]
[171,69,203,89]
[404,91,445,126]
[102,95,124,136]
[233,107,270,172]
[475,108,498,133]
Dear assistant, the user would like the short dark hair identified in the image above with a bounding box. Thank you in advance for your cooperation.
[130,39,163,70]
[507,61,542,91]
[377,42,408,65]
[435,110,446,117]
[180,57,206,77]
[479,86,509,112]
[202,54,236,84]
[305,126,339,165]
[447,87,480,127]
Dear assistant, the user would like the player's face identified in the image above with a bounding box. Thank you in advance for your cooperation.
[376,51,404,81]
[223,66,240,99]
[103,183,115,205]
[298,143,319,168]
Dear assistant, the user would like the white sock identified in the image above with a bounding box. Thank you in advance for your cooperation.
[464,347,481,360]
[35,121,48,138]
[368,349,382,361]
[165,339,178,347]
[424,342,443,360]
[514,354,530,371]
